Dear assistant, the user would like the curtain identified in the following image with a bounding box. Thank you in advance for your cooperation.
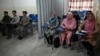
[37,0,52,38]
[69,0,94,11]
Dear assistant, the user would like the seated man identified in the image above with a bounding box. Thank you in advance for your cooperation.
[17,11,29,40]
[78,12,99,56]
[10,10,20,36]
[11,10,19,29]
[1,11,12,39]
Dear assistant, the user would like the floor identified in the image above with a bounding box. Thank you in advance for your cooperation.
[0,29,88,56]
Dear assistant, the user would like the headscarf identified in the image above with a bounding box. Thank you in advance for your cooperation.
[84,12,96,34]
[66,12,75,23]
[67,12,74,20]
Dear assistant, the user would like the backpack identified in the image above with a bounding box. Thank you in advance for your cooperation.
[53,37,60,48]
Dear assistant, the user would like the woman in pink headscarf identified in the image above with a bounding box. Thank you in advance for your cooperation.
[60,12,76,47]
[79,12,98,46]
[78,12,99,56]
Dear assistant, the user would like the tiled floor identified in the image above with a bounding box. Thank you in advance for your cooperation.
[0,30,88,56]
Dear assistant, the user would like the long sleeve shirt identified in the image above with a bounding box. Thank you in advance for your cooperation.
[11,16,20,24]
[20,16,29,26]
[61,18,76,31]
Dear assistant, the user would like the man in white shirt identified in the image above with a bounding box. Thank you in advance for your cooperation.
[11,10,19,28]
[7,10,20,39]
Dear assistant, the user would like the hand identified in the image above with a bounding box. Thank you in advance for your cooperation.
[48,25,50,28]
[67,27,70,30]
[50,27,54,30]
[66,26,71,30]
[23,24,26,26]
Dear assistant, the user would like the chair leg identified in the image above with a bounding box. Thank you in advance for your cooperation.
[70,42,75,50]
[31,28,33,35]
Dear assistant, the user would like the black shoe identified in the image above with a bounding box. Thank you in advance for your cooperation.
[18,36,23,40]
[70,46,75,50]
[6,37,12,39]
[87,51,94,56]
[68,44,71,47]
[2,33,6,36]
[63,45,68,49]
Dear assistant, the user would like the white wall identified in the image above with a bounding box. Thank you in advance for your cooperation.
[0,0,37,20]
[93,0,99,15]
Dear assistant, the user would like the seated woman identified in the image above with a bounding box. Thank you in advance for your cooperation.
[44,12,59,47]
[60,12,76,47]
[78,12,99,56]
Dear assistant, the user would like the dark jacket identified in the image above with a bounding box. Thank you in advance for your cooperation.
[73,15,80,30]
[1,15,12,24]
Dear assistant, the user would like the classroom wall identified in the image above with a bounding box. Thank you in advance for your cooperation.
[0,0,37,21]
[93,0,99,15]
[97,0,100,26]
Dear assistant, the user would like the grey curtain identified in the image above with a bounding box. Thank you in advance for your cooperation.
[37,0,52,38]
[36,0,69,38]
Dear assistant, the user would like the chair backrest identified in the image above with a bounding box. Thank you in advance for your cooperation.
[77,11,88,20]
[57,16,61,26]
[29,14,38,22]
[35,14,38,18]
[19,16,23,21]
[63,15,67,19]
[29,14,35,18]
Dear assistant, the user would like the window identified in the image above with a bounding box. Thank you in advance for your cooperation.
[69,0,93,11]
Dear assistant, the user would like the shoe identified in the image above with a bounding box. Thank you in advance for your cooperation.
[70,46,75,50]
[63,45,68,49]
[18,36,23,40]
[2,33,6,36]
[87,50,95,56]
[6,37,12,39]
[68,44,71,47]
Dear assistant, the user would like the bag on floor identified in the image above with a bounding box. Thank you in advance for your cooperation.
[53,37,60,48]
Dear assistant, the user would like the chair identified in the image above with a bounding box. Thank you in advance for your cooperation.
[25,20,33,35]
[77,11,88,20]
[75,30,87,52]
[62,15,67,19]
[29,14,38,26]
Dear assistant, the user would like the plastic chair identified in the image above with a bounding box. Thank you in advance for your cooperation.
[29,14,38,22]
[77,11,88,20]
[75,30,87,52]
[26,20,34,35]
[29,14,38,27]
